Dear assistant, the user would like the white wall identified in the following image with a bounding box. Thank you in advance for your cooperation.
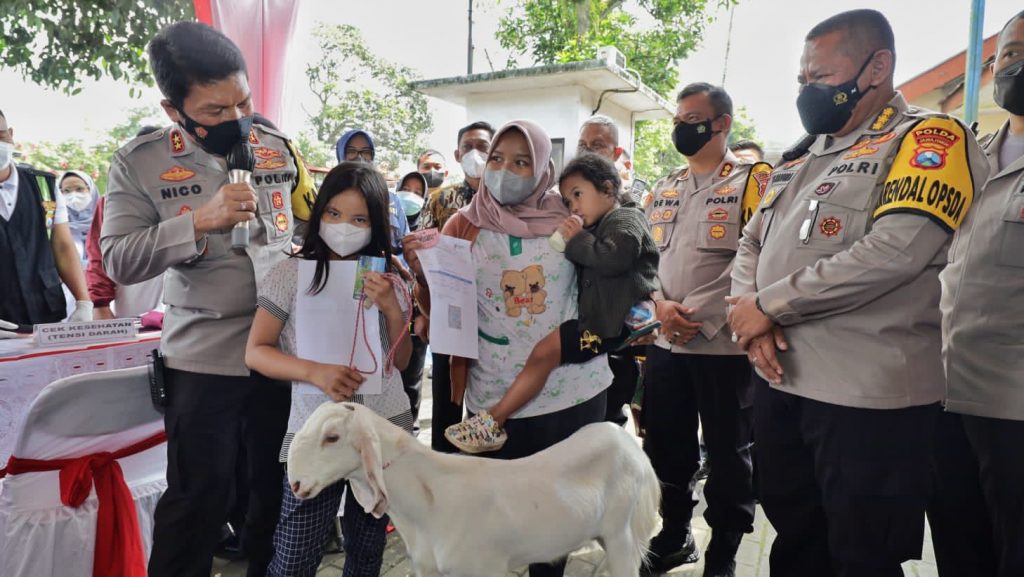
[418,84,638,183]
[463,85,635,168]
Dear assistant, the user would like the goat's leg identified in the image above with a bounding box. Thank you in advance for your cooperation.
[601,532,643,577]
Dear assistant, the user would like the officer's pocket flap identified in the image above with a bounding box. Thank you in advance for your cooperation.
[809,180,873,211]
[1001,195,1024,225]
[696,221,739,251]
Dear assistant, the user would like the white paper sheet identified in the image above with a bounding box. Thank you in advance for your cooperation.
[418,236,479,359]
[295,260,383,395]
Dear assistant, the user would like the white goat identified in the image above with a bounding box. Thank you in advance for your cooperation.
[288,402,661,577]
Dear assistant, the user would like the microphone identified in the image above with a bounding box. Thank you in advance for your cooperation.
[227,140,256,249]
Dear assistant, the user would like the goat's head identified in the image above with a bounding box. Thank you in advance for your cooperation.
[287,402,390,517]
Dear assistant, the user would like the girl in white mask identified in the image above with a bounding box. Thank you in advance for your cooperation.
[58,170,100,265]
[245,161,414,576]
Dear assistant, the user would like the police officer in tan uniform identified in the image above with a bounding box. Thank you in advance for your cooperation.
[727,10,988,577]
[930,12,1024,577]
[101,23,298,577]
[642,82,771,577]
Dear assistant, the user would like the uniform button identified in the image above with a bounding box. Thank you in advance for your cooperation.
[583,279,592,288]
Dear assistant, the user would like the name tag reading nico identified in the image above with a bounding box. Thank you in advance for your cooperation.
[34,318,138,347]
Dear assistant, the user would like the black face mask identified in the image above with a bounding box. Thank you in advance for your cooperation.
[423,170,445,188]
[796,52,877,135]
[672,117,719,157]
[995,59,1024,116]
[177,108,254,157]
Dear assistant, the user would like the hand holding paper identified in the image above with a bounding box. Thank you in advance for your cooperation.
[307,362,365,401]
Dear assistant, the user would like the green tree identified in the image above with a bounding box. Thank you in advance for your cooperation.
[0,0,193,94]
[728,106,761,146]
[299,23,433,169]
[497,0,732,97]
[20,106,165,192]
[497,0,759,181]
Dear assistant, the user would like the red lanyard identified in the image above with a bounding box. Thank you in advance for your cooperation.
[348,273,413,377]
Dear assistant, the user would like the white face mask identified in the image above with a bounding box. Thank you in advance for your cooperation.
[319,221,372,258]
[65,191,92,212]
[0,141,12,168]
[459,149,486,179]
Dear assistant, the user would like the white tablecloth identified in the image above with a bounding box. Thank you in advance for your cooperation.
[0,332,161,466]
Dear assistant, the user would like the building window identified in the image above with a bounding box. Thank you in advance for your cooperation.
[550,138,565,176]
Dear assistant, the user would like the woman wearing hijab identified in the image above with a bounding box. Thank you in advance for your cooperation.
[404,120,612,577]
[396,171,427,231]
[58,170,99,265]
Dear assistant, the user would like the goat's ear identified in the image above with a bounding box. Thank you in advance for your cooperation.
[347,409,389,518]
[318,413,345,445]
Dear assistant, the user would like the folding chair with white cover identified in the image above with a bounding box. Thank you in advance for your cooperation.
[0,366,167,577]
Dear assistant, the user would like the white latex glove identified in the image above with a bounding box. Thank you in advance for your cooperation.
[68,300,94,322]
[0,319,18,339]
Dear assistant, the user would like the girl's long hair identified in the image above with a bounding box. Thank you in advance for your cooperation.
[295,161,393,295]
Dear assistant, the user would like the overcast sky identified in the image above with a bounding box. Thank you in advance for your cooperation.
[2,0,1020,170]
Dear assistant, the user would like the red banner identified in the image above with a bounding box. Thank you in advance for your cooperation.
[192,0,301,128]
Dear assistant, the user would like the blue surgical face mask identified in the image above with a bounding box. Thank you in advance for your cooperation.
[484,168,537,206]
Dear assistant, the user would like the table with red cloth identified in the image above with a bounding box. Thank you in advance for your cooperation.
[0,331,161,465]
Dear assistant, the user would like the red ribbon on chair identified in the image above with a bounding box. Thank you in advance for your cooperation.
[0,432,167,577]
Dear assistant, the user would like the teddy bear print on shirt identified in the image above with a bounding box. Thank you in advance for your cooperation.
[500,264,546,317]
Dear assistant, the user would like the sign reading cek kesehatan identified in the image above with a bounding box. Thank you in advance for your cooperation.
[34,318,138,347]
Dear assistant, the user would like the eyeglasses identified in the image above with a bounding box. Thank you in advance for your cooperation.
[577,142,612,154]
[344,147,375,161]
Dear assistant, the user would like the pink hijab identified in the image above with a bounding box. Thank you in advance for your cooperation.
[459,119,568,238]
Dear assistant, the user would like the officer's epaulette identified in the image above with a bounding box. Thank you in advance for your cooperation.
[977,131,998,150]
[781,134,815,162]
[901,106,931,119]
[119,125,172,156]
[251,122,290,143]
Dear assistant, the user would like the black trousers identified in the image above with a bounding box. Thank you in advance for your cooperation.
[642,347,755,539]
[148,368,290,577]
[929,410,1024,577]
[754,376,938,577]
[429,352,462,453]
[491,390,607,577]
[399,334,428,423]
[605,349,640,426]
